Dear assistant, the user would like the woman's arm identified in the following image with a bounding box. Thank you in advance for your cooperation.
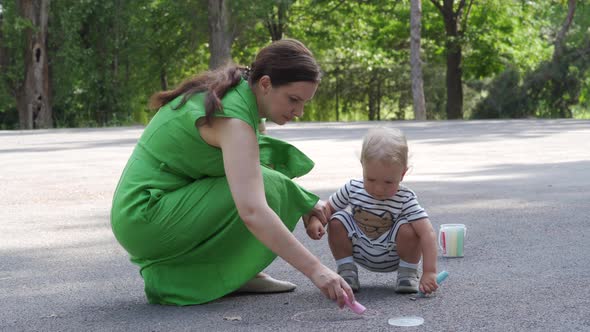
[204,117,354,306]
[219,118,319,276]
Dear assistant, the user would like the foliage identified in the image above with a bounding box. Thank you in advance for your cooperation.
[472,0,590,119]
[290,0,416,121]
[48,0,210,127]
[1,0,589,128]
[0,0,28,128]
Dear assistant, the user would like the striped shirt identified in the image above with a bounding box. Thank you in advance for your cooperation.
[329,179,428,225]
[328,179,428,272]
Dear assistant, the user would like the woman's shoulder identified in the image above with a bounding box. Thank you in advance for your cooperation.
[221,80,257,112]
[218,79,259,127]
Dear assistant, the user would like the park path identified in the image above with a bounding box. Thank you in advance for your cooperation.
[1,120,589,331]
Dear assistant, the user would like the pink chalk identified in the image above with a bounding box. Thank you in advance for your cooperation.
[342,293,366,314]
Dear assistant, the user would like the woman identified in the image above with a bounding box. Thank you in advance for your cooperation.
[111,39,354,306]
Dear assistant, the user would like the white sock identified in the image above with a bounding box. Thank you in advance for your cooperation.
[399,259,418,270]
[336,256,354,267]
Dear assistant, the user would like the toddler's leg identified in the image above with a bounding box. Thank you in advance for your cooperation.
[328,218,360,292]
[328,218,353,259]
[395,223,422,264]
[395,223,421,293]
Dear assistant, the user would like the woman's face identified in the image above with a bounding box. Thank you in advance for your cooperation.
[256,76,318,125]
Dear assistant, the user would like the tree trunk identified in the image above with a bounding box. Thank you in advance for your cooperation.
[208,0,233,70]
[160,68,168,91]
[377,79,381,121]
[431,0,469,120]
[368,92,376,121]
[553,0,576,61]
[442,0,463,119]
[553,0,577,118]
[368,73,378,120]
[17,0,52,129]
[0,8,10,99]
[335,73,340,121]
[445,27,463,120]
[410,0,426,120]
[265,1,289,41]
[0,9,5,75]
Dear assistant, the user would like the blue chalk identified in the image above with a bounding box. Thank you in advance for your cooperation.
[436,270,449,284]
[417,271,449,297]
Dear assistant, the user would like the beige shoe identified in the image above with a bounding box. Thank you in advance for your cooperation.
[236,274,297,293]
[395,267,420,293]
[337,262,360,292]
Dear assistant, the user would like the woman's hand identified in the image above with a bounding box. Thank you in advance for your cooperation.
[309,264,355,309]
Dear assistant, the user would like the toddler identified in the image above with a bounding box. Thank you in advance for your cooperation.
[305,127,439,294]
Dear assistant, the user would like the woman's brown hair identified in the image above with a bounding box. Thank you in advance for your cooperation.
[149,39,321,126]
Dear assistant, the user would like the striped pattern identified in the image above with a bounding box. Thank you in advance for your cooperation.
[329,179,428,272]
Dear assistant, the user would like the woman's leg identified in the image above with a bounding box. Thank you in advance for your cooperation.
[139,167,318,304]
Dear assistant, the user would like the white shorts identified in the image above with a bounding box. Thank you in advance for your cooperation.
[331,210,409,272]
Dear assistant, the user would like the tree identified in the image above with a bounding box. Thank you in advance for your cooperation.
[429,0,473,119]
[17,0,52,129]
[0,4,7,96]
[208,0,233,69]
[547,0,577,118]
[410,0,426,120]
[472,0,588,119]
[265,0,294,41]
[553,0,576,61]
[1,0,588,128]
[289,0,414,121]
[0,4,5,75]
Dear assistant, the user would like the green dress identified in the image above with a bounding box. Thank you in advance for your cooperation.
[111,79,319,305]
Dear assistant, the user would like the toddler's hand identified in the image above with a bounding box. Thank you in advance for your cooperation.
[305,217,325,240]
[309,200,329,225]
[419,271,439,294]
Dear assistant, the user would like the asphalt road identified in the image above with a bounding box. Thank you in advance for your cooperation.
[1,120,589,331]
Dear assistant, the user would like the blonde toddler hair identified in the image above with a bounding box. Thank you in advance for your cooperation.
[361,127,408,168]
